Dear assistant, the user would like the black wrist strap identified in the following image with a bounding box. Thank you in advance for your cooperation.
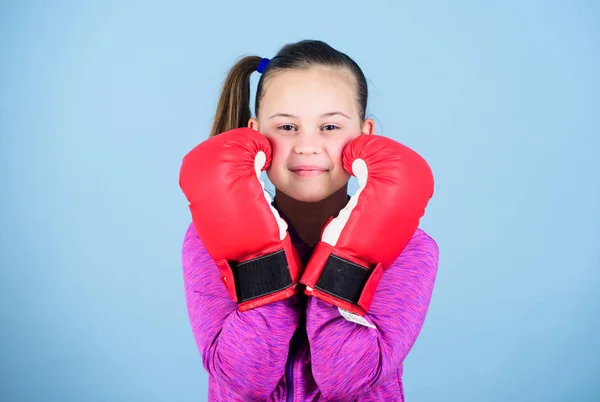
[232,250,293,303]
[314,254,371,305]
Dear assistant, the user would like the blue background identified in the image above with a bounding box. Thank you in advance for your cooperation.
[1,1,598,401]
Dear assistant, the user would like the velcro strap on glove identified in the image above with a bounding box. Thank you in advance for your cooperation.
[315,255,384,310]
[301,242,385,314]
[231,250,293,303]
[314,255,371,304]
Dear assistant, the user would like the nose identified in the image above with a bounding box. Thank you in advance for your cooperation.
[293,131,323,155]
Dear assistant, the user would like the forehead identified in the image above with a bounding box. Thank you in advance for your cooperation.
[260,67,358,116]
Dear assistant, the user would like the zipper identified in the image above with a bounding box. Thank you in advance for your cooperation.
[285,351,295,402]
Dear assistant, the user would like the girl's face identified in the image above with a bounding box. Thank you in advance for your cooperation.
[249,67,375,203]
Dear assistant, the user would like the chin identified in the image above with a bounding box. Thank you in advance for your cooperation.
[269,172,349,203]
[285,181,350,203]
[281,187,335,203]
[289,191,330,203]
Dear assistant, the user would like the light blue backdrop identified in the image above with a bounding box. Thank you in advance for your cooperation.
[1,1,598,401]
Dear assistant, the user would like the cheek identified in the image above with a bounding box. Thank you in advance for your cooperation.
[328,144,345,165]
[265,136,291,169]
[326,136,355,165]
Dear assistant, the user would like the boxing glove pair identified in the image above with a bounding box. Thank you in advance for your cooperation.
[178,128,434,315]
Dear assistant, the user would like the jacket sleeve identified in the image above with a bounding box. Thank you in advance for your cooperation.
[305,229,439,401]
[181,222,301,400]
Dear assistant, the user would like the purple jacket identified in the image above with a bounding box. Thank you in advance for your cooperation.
[181,216,439,401]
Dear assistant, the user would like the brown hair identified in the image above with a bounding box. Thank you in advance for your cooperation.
[209,40,368,138]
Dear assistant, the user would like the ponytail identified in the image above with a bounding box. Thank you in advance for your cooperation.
[209,56,262,138]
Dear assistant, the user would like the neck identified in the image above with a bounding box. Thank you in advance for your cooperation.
[274,185,349,247]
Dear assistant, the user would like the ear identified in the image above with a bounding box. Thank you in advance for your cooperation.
[248,117,259,131]
[362,118,375,135]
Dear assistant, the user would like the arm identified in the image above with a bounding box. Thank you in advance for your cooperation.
[305,229,439,400]
[182,223,301,400]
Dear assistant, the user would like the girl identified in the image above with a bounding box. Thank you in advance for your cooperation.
[179,40,439,401]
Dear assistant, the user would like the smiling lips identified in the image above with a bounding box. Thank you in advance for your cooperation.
[290,166,328,177]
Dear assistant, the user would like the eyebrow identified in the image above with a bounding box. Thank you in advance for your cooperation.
[268,112,351,119]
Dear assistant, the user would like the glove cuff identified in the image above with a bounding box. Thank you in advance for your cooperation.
[215,234,302,311]
[300,242,384,316]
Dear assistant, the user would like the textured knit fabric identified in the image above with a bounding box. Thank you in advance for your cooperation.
[181,208,439,401]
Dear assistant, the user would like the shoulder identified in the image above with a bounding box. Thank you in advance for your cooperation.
[408,228,438,253]
[392,228,439,268]
[373,228,440,309]
[182,222,211,264]
[184,221,198,241]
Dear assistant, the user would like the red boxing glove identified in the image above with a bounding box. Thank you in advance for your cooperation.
[179,128,302,311]
[300,134,434,316]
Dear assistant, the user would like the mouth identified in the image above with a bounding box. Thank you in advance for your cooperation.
[289,167,328,177]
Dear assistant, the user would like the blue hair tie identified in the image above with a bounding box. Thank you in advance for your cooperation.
[257,58,270,74]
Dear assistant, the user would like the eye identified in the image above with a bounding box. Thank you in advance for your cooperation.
[322,124,339,131]
[277,124,297,132]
